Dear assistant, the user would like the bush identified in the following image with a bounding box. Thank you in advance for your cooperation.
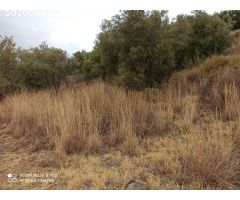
[94,10,175,88]
[90,11,232,88]
[18,42,69,92]
[219,10,240,30]
[188,11,232,59]
[0,38,72,93]
[0,36,19,94]
[0,11,233,91]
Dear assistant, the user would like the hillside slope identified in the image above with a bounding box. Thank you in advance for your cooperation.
[1,37,240,189]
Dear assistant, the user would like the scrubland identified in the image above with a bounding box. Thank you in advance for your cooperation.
[1,53,240,189]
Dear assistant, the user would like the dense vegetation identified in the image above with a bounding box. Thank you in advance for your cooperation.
[219,10,240,30]
[1,10,240,189]
[1,54,240,189]
[0,10,236,95]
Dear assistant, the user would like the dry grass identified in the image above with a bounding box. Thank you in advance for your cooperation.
[0,81,195,156]
[224,30,240,56]
[1,54,240,189]
[171,129,240,189]
[1,82,180,154]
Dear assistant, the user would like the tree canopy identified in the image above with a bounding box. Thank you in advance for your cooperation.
[0,10,234,93]
[90,10,232,88]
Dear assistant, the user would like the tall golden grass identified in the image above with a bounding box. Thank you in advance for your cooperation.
[1,54,240,188]
[0,81,196,154]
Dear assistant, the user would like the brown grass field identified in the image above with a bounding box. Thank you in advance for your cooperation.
[1,44,240,189]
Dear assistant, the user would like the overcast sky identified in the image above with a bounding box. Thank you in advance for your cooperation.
[0,10,219,55]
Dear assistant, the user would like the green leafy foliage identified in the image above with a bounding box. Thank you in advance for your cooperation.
[90,10,232,88]
[72,49,101,80]
[94,10,175,88]
[0,36,19,93]
[188,11,232,59]
[0,10,234,92]
[0,39,71,94]
[218,10,240,30]
[18,42,69,92]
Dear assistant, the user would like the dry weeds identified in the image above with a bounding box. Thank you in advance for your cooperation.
[1,54,240,189]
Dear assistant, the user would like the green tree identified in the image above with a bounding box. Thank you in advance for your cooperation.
[72,50,88,72]
[0,36,20,94]
[18,42,69,92]
[71,49,101,80]
[171,15,192,69]
[188,11,232,60]
[0,36,17,76]
[171,11,232,70]
[95,10,175,88]
[91,10,232,88]
[219,10,240,30]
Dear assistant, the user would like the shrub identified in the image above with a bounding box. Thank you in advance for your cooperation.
[90,11,232,88]
[95,10,175,88]
[188,11,232,59]
[18,42,69,92]
[219,10,240,30]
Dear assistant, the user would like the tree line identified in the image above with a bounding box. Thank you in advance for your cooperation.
[0,10,239,95]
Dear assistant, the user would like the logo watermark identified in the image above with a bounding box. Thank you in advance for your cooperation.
[3,10,50,17]
[7,172,58,183]
[1,10,70,17]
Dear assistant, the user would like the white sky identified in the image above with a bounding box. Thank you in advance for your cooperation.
[0,10,219,55]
